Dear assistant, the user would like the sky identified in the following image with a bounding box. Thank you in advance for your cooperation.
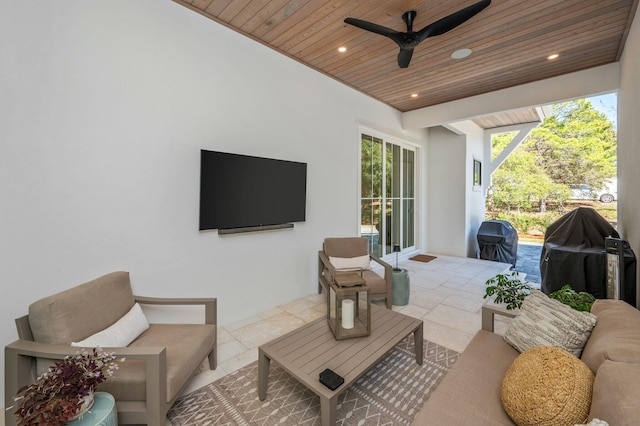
[586,92,617,129]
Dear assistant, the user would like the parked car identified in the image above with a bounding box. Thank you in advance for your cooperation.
[570,178,617,203]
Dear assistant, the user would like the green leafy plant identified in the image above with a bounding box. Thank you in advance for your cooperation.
[9,347,123,426]
[549,285,595,312]
[484,272,532,310]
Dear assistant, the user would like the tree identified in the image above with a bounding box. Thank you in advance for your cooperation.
[529,100,617,189]
[490,145,568,212]
[488,99,616,212]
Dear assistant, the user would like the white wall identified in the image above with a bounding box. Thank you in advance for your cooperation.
[618,4,640,307]
[444,120,487,258]
[424,123,485,258]
[426,127,466,256]
[465,126,486,258]
[0,0,427,402]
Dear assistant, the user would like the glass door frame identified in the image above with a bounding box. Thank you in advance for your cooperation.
[358,127,419,262]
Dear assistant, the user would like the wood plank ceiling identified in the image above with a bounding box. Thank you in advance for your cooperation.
[473,107,545,129]
[174,0,638,113]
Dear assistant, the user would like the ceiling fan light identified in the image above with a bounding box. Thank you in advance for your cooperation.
[451,48,472,59]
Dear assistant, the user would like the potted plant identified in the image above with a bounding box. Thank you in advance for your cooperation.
[484,272,532,310]
[549,285,595,312]
[9,347,123,426]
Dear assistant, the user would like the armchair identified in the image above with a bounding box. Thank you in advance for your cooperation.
[318,237,393,309]
[4,271,216,425]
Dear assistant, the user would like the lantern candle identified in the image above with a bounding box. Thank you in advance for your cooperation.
[341,299,354,329]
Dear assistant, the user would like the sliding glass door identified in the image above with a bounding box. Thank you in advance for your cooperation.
[361,133,416,257]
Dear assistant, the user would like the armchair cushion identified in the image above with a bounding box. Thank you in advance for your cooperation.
[71,303,149,348]
[28,271,135,344]
[324,237,368,258]
[98,323,216,402]
[329,255,370,271]
[362,270,387,294]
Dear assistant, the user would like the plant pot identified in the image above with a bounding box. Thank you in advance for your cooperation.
[69,391,95,421]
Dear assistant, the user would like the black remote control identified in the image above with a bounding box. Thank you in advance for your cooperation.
[319,368,344,390]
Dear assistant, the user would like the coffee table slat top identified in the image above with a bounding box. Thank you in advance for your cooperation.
[274,322,336,359]
[259,304,423,400]
[326,313,414,377]
[295,310,410,375]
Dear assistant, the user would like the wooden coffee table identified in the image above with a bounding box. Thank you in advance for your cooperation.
[258,304,423,426]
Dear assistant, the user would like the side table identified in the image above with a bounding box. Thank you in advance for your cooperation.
[392,268,410,305]
[66,392,117,426]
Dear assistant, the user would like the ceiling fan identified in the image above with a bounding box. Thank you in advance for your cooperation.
[344,0,491,69]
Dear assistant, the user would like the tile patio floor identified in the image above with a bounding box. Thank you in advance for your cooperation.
[177,254,513,400]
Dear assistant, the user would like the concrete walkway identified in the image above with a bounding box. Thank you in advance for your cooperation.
[514,242,543,284]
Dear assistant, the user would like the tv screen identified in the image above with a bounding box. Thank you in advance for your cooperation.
[199,150,307,231]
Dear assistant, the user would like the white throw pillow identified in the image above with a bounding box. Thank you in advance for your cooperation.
[575,420,609,426]
[329,255,370,271]
[72,303,149,347]
[503,290,597,357]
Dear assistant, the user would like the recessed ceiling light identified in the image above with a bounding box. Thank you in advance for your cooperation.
[411,93,419,98]
[451,48,472,60]
[338,46,347,53]
[547,53,559,60]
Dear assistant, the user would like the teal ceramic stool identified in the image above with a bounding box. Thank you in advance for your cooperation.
[392,268,410,305]
[67,392,117,426]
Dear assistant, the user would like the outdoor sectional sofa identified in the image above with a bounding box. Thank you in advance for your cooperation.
[413,297,640,425]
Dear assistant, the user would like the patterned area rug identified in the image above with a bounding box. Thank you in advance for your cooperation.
[168,337,459,425]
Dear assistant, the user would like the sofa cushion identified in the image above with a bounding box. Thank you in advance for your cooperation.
[71,303,149,348]
[501,346,593,426]
[503,290,596,357]
[581,299,640,373]
[588,360,640,425]
[413,330,518,425]
[29,271,135,344]
[98,323,216,402]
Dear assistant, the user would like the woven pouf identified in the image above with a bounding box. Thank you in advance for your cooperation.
[501,346,594,426]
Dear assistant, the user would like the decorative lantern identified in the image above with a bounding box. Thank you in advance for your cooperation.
[327,272,371,339]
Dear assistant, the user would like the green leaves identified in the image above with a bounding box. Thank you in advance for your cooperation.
[549,285,595,312]
[484,272,532,310]
[488,99,617,212]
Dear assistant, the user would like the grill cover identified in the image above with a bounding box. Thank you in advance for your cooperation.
[540,207,636,305]
[477,220,518,267]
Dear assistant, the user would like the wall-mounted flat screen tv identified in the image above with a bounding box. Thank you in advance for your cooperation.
[199,150,307,231]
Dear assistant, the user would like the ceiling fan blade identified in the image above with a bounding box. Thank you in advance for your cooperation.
[397,48,414,68]
[344,17,405,45]
[416,0,491,42]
